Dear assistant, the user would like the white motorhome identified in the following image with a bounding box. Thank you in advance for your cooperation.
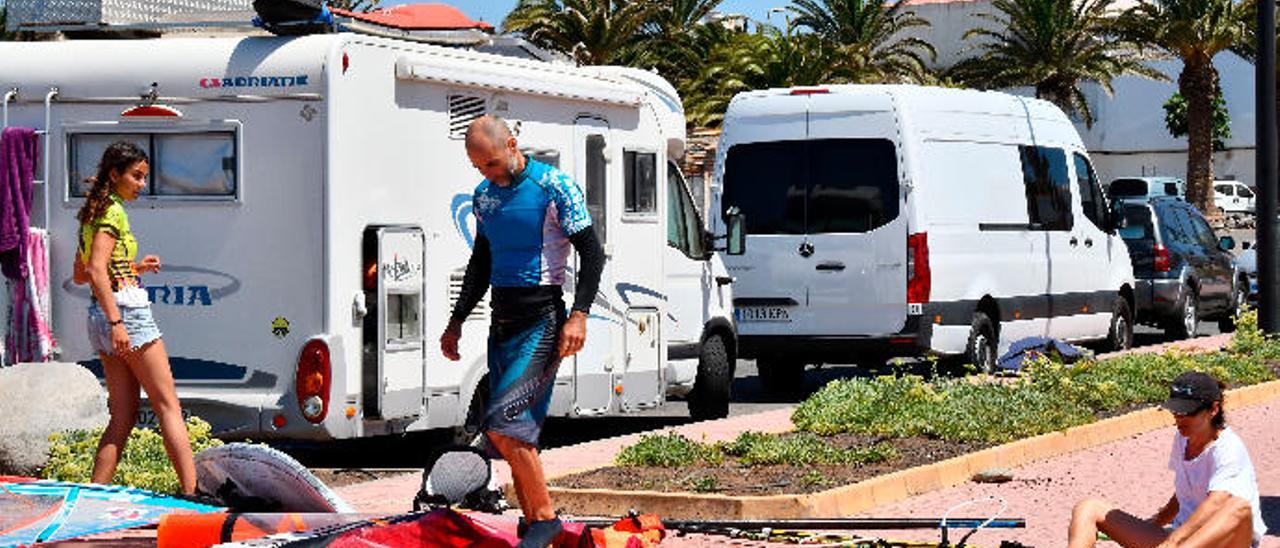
[711,85,1136,390]
[0,28,741,439]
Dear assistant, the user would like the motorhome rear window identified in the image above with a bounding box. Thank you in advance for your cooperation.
[722,138,898,235]
[69,132,238,199]
[1108,179,1148,197]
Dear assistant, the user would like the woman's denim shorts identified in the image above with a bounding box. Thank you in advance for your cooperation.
[87,302,163,356]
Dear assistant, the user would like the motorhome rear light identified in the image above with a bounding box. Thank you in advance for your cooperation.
[364,261,377,290]
[296,340,331,424]
[907,232,931,303]
[1154,243,1171,273]
[342,52,350,74]
[890,337,915,345]
[272,414,286,429]
[790,88,829,95]
[121,105,183,118]
[345,406,357,418]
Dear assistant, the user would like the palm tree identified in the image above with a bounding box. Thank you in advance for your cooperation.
[503,0,658,65]
[788,0,937,83]
[1118,0,1254,213]
[950,0,1165,127]
[684,29,848,127]
[624,0,729,85]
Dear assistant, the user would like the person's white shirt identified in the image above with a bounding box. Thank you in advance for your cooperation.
[1168,427,1266,544]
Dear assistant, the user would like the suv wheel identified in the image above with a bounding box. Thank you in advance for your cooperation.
[1107,297,1134,351]
[1167,286,1199,339]
[965,312,998,374]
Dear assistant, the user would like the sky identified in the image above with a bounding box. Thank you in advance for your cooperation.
[381,1,787,29]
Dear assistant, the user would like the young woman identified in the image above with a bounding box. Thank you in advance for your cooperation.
[1067,371,1265,548]
[74,141,195,494]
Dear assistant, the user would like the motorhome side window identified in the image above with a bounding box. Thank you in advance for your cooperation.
[667,162,707,259]
[721,138,898,235]
[623,150,657,215]
[585,134,607,243]
[69,132,238,199]
[1018,146,1072,230]
[1072,153,1108,230]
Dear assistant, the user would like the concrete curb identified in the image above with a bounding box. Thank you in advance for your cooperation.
[544,379,1280,519]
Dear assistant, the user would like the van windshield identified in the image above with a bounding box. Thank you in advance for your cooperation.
[1118,205,1153,241]
[1108,179,1148,198]
[722,138,899,235]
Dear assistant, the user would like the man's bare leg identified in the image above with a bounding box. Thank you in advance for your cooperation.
[1068,498,1168,548]
[489,431,555,521]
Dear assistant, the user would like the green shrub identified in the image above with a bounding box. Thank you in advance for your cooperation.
[615,432,720,467]
[43,416,223,494]
[722,431,897,466]
[793,312,1277,443]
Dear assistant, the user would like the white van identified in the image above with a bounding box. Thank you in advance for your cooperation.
[711,85,1136,390]
[1,27,741,438]
[1213,180,1256,215]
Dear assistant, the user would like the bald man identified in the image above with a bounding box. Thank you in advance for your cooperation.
[441,116,605,547]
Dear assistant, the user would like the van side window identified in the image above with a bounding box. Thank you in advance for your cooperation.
[1215,184,1233,196]
[1071,153,1107,231]
[584,134,607,244]
[1238,185,1254,198]
[1018,146,1072,231]
[624,150,658,215]
[69,131,239,199]
[667,163,707,260]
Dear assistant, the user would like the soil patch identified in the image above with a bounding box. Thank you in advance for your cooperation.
[551,434,991,496]
[310,468,416,489]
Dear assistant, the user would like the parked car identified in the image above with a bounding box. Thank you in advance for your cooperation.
[1214,180,1256,215]
[1116,196,1247,336]
[1108,176,1185,202]
[713,85,1136,389]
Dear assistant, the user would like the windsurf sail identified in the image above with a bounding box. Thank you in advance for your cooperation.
[0,478,221,546]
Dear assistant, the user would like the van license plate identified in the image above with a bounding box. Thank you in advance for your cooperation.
[737,306,792,323]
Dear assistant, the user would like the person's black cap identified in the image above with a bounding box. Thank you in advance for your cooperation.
[1161,371,1222,415]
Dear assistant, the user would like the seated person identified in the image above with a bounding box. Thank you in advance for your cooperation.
[1067,371,1265,548]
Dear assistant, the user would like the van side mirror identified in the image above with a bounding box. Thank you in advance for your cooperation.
[722,207,746,256]
[1220,235,1236,251]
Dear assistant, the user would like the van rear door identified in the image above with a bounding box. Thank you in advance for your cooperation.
[804,93,907,335]
[721,91,907,338]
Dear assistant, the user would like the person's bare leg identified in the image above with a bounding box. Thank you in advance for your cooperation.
[92,353,140,485]
[124,340,196,494]
[489,431,554,521]
[1068,498,1168,548]
[1178,497,1254,548]
[488,431,531,515]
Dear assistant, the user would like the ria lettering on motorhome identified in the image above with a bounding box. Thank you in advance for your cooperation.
[199,75,310,88]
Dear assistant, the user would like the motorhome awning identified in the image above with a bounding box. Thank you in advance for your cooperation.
[394,57,644,107]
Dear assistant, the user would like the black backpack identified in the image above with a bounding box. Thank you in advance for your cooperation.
[252,0,329,35]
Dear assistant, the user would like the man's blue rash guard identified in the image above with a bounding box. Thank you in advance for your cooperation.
[450,159,606,322]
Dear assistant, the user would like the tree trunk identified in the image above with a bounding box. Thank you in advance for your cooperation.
[1180,57,1219,216]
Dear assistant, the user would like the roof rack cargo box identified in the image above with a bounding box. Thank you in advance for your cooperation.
[5,0,253,32]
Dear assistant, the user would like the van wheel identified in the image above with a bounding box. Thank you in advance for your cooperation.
[1218,280,1247,333]
[688,334,732,421]
[965,312,998,374]
[1167,286,1199,339]
[1107,297,1134,351]
[757,359,805,396]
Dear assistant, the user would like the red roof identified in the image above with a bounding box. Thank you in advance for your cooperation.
[330,3,494,32]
